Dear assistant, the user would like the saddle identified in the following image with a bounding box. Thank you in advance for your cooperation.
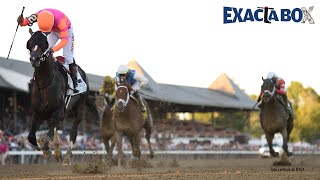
[55,56,87,96]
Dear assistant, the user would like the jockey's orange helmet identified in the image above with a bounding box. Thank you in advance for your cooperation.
[38,10,54,32]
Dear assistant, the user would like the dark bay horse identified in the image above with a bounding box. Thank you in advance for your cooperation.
[114,82,154,166]
[95,95,116,161]
[260,78,294,157]
[26,30,92,165]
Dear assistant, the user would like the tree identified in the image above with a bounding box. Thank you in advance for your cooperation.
[287,83,320,142]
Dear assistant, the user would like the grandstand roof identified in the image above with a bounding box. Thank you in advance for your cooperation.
[0,57,256,111]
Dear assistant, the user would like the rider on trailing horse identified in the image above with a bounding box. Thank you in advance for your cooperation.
[99,75,116,106]
[18,8,80,93]
[257,72,292,118]
[116,65,148,112]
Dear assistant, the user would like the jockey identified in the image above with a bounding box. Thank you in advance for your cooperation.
[116,65,148,112]
[99,75,116,106]
[17,8,80,93]
[257,72,290,110]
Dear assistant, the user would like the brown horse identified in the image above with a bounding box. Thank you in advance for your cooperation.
[95,95,116,161]
[260,78,294,157]
[114,82,154,166]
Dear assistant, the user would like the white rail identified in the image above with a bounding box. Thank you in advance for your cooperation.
[8,150,320,155]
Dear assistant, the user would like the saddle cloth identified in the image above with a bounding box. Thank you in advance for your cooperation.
[55,56,87,96]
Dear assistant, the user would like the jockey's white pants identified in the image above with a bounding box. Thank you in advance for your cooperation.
[47,26,74,71]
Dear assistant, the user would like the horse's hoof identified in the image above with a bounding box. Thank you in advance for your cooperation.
[287,152,293,157]
[54,150,62,162]
[149,152,154,159]
[43,149,52,158]
[35,146,41,151]
[272,152,279,157]
[62,159,71,166]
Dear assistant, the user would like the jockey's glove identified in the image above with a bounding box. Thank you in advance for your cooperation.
[257,96,261,102]
[44,48,54,58]
[17,15,23,24]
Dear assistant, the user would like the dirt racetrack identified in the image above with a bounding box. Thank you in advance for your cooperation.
[0,155,319,180]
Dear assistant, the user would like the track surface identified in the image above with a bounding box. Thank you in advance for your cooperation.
[0,156,319,180]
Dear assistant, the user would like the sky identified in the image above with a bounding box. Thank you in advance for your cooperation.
[0,0,319,95]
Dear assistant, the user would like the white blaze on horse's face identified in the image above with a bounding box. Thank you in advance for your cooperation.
[116,85,130,112]
[33,45,38,51]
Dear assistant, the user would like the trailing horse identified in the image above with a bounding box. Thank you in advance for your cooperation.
[95,95,116,161]
[26,30,95,165]
[260,78,294,158]
[114,82,154,167]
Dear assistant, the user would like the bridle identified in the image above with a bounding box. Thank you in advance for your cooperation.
[116,85,130,109]
[262,79,276,100]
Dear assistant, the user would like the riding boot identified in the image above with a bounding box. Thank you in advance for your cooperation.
[69,63,79,93]
[134,91,146,112]
[282,94,291,118]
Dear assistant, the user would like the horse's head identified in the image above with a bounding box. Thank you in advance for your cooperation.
[261,77,276,103]
[26,29,49,68]
[115,82,132,112]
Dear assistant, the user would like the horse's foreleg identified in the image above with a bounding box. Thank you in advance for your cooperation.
[115,131,124,167]
[133,134,141,159]
[280,128,292,157]
[43,109,64,160]
[110,136,116,159]
[266,133,279,157]
[103,136,112,161]
[62,141,74,166]
[28,113,44,151]
[53,128,62,162]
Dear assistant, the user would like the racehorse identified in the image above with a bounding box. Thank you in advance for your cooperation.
[95,95,116,161]
[114,82,154,166]
[26,30,93,165]
[260,78,294,158]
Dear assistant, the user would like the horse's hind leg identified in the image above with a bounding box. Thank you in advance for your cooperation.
[28,113,45,151]
[287,117,294,144]
[143,123,154,158]
[280,128,292,157]
[266,133,279,157]
[63,106,84,166]
[143,103,154,158]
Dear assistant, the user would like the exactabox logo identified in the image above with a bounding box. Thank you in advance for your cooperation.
[223,6,314,24]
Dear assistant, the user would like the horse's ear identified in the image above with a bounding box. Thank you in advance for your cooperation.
[29,28,33,35]
[262,76,265,81]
